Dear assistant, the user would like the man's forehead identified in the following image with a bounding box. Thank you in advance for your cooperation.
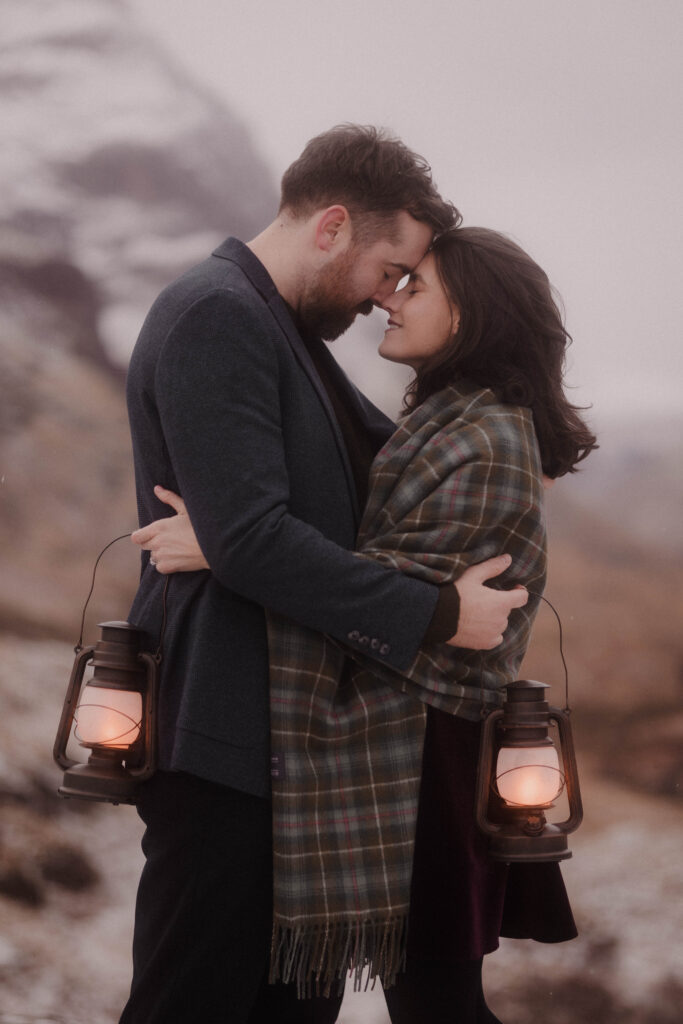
[393,210,433,244]
[378,217,432,264]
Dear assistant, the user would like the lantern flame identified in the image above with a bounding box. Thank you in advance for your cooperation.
[496,746,563,807]
[75,687,142,749]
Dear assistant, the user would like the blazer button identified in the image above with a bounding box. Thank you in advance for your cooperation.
[358,635,370,646]
[348,630,360,642]
[379,643,391,656]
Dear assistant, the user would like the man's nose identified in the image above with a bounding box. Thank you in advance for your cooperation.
[377,284,400,309]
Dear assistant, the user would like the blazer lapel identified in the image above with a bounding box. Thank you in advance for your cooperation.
[212,238,371,524]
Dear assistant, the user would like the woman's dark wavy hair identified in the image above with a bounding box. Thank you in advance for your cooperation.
[403,227,598,477]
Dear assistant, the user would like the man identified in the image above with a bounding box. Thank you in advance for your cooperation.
[120,125,527,1024]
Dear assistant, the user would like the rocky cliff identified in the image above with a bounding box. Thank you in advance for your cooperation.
[1,0,277,638]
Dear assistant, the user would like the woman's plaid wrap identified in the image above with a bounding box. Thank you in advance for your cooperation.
[267,382,547,995]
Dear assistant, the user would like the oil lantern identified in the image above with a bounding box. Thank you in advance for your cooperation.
[475,679,583,862]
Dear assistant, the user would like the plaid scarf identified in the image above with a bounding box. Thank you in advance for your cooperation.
[267,382,546,995]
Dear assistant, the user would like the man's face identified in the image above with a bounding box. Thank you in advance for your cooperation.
[299,211,433,341]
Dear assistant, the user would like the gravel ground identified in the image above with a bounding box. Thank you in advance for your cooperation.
[1,637,681,1023]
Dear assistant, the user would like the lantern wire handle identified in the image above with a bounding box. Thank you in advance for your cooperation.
[76,533,133,652]
[533,593,570,713]
[479,591,571,717]
[155,575,170,663]
[75,533,170,663]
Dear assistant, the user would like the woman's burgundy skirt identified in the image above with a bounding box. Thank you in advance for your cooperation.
[405,708,578,963]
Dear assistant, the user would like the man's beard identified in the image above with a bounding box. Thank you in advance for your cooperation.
[298,248,374,341]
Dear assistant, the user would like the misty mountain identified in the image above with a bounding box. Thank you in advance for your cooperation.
[1,0,277,637]
[3,0,277,363]
[1,0,679,662]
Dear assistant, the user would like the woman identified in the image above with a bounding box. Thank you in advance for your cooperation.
[136,227,596,1022]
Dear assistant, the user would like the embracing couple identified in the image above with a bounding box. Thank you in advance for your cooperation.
[118,125,596,1023]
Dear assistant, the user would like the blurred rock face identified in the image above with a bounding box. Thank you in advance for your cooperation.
[1,0,277,637]
[3,0,277,360]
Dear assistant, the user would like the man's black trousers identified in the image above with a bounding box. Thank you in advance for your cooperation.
[117,771,343,1024]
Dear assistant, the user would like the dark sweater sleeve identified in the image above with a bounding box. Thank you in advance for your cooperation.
[423,584,461,644]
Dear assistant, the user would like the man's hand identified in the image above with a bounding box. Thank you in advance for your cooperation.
[131,485,209,574]
[447,554,528,650]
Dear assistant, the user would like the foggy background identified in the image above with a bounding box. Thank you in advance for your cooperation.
[135,0,682,422]
[1,1,681,1021]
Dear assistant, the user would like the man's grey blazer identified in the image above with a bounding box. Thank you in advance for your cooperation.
[126,238,439,797]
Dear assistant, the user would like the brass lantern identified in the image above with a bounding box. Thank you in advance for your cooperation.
[53,621,159,805]
[475,679,583,862]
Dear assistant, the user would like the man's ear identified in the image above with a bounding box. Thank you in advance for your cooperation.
[314,205,351,253]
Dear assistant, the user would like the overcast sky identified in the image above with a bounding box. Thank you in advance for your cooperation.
[134,0,682,424]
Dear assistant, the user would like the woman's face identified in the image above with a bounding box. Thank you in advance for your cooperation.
[378,252,459,371]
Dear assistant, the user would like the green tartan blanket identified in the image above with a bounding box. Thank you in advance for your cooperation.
[267,382,547,995]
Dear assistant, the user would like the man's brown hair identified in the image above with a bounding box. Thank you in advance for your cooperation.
[279,124,460,243]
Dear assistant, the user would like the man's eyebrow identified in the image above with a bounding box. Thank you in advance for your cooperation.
[388,262,412,275]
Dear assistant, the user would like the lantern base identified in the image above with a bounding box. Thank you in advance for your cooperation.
[58,761,141,805]
[487,823,572,863]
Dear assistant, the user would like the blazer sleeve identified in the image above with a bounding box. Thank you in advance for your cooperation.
[152,288,439,671]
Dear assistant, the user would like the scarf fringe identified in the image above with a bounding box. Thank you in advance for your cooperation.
[269,914,409,998]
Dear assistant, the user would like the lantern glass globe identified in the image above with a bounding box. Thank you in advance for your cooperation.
[496,745,561,807]
[76,686,143,748]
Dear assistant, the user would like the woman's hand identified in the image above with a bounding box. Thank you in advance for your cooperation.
[131,485,209,574]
